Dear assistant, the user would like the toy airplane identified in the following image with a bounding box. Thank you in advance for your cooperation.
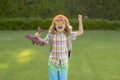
[25,27,44,46]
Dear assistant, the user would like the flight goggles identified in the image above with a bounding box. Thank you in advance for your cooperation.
[55,21,65,25]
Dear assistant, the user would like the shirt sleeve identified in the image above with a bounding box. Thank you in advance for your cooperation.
[43,34,50,44]
[71,31,77,40]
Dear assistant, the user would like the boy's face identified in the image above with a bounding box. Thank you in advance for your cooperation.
[55,18,66,33]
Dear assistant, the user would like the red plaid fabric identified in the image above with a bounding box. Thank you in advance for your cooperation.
[50,33,68,66]
[44,32,77,66]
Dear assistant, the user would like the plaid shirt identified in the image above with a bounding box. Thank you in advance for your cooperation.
[44,32,77,66]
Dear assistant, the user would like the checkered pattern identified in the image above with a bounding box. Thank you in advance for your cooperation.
[44,32,77,66]
[49,33,68,66]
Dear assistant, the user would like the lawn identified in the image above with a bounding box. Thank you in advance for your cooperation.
[0,30,120,80]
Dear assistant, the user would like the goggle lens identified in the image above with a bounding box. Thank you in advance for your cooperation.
[55,21,65,25]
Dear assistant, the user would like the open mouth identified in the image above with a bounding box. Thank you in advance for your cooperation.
[58,26,62,29]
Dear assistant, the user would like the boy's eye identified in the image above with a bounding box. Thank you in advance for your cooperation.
[61,22,64,24]
[55,22,59,24]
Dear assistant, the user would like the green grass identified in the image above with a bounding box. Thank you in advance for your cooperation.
[0,30,120,80]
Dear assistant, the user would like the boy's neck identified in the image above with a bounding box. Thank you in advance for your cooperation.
[56,31,64,34]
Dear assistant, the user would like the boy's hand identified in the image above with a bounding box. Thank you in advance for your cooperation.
[34,27,44,38]
[38,27,44,33]
[78,15,82,22]
[34,32,40,38]
[77,15,84,36]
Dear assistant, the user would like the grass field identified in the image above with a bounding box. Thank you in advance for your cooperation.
[0,30,120,80]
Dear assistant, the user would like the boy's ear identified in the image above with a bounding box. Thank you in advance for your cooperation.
[66,23,69,26]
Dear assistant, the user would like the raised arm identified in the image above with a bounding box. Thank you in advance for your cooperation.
[77,15,84,36]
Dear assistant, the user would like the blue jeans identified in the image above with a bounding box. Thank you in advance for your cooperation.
[48,62,68,80]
